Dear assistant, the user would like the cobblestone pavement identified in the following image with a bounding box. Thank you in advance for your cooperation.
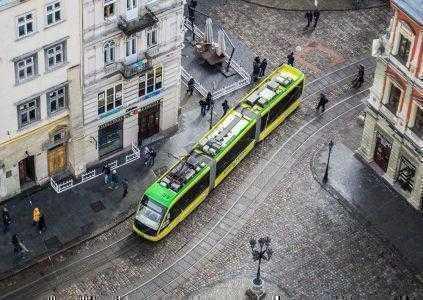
[1,2,412,299]
[240,0,387,11]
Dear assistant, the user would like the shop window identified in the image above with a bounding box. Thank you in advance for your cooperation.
[385,84,401,115]
[395,34,411,67]
[396,156,416,193]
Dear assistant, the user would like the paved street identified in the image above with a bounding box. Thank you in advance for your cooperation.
[2,1,422,299]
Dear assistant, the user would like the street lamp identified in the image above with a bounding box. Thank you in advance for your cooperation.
[246,237,272,299]
[322,140,334,184]
[209,82,216,130]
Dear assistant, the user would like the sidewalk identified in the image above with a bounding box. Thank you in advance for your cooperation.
[239,0,387,11]
[312,143,423,279]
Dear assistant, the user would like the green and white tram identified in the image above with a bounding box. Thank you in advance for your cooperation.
[134,64,304,241]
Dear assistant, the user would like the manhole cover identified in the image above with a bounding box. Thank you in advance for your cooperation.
[80,222,94,235]
[44,236,62,250]
[153,166,168,178]
[90,201,106,213]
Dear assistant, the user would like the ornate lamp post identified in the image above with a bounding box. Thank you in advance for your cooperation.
[322,140,334,184]
[246,237,273,299]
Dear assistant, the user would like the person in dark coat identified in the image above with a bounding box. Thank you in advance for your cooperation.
[38,214,46,233]
[12,234,29,255]
[2,206,11,233]
[252,56,261,82]
[187,78,195,96]
[287,52,295,66]
[102,165,111,185]
[305,11,313,28]
[316,93,329,112]
[258,59,268,78]
[150,150,156,166]
[121,179,128,199]
[353,65,365,88]
[313,9,320,28]
[205,92,212,111]
[222,100,229,116]
[199,100,206,116]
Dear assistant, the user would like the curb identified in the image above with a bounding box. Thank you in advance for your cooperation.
[309,144,423,286]
[238,0,388,12]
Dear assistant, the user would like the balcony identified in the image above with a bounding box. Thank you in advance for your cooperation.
[117,9,158,36]
[119,57,152,80]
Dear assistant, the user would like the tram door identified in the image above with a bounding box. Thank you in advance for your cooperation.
[373,133,392,173]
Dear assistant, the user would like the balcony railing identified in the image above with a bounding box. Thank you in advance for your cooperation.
[117,8,158,36]
[119,57,152,80]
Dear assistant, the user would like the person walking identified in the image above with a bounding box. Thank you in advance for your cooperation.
[313,9,320,28]
[109,169,119,189]
[2,206,11,233]
[222,100,229,116]
[102,165,111,185]
[287,52,295,66]
[121,179,128,199]
[187,78,195,96]
[149,150,156,166]
[32,207,41,227]
[316,93,329,113]
[12,234,29,256]
[144,146,151,167]
[352,65,365,88]
[199,100,207,116]
[205,92,212,111]
[252,56,261,82]
[305,11,313,28]
[38,213,46,233]
[258,58,268,78]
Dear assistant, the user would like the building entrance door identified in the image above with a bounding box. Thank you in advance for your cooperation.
[373,133,392,173]
[18,155,35,186]
[138,102,160,144]
[48,144,67,176]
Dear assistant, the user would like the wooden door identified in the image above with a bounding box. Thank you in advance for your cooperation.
[48,145,67,176]
[18,159,26,185]
[138,104,160,143]
[374,134,391,173]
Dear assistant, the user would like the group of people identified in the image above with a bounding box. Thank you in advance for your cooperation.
[305,9,320,29]
[143,146,157,167]
[252,56,268,83]
[102,165,128,198]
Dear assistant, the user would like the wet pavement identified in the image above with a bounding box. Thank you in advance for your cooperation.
[241,0,387,11]
[313,142,423,279]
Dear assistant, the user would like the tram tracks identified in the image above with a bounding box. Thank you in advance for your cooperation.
[1,57,374,300]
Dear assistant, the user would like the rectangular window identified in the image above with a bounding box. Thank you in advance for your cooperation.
[396,156,416,193]
[17,12,34,38]
[138,67,163,98]
[17,98,40,129]
[412,106,423,138]
[47,85,67,116]
[46,1,61,26]
[104,0,115,19]
[126,37,136,57]
[147,70,155,94]
[127,0,137,10]
[98,84,123,115]
[138,74,146,97]
[385,84,401,115]
[215,126,255,176]
[396,34,411,66]
[15,54,37,84]
[155,67,162,90]
[45,41,66,70]
[147,29,158,48]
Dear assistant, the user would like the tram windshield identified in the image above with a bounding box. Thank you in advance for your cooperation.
[136,195,165,230]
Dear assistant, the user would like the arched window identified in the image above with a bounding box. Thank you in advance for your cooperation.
[104,41,116,65]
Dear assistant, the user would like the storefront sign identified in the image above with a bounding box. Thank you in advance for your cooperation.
[139,100,161,113]
[99,116,124,130]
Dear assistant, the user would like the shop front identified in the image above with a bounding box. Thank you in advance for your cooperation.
[98,117,124,158]
[138,100,160,145]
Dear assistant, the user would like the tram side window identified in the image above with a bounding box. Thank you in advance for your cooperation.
[216,126,255,176]
[169,171,210,221]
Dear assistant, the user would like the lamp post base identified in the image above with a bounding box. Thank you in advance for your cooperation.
[245,279,266,300]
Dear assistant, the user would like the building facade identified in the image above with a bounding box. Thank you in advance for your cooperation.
[359,0,423,209]
[0,0,82,199]
[80,0,185,172]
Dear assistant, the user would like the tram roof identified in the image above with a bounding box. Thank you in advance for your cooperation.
[195,109,254,158]
[145,151,209,208]
[242,64,304,113]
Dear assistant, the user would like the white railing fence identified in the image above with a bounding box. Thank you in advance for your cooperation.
[50,142,141,193]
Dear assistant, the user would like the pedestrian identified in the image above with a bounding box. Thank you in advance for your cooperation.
[12,234,29,256]
[32,207,40,227]
[222,100,229,116]
[2,206,11,233]
[199,100,207,116]
[38,213,46,233]
[305,11,313,28]
[313,9,320,28]
[316,93,329,112]
[121,179,128,199]
[252,56,261,82]
[150,150,156,166]
[287,52,295,66]
[187,78,195,96]
[144,146,151,166]
[205,92,213,111]
[102,165,111,185]
[352,65,365,88]
[258,58,267,78]
[109,169,119,189]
